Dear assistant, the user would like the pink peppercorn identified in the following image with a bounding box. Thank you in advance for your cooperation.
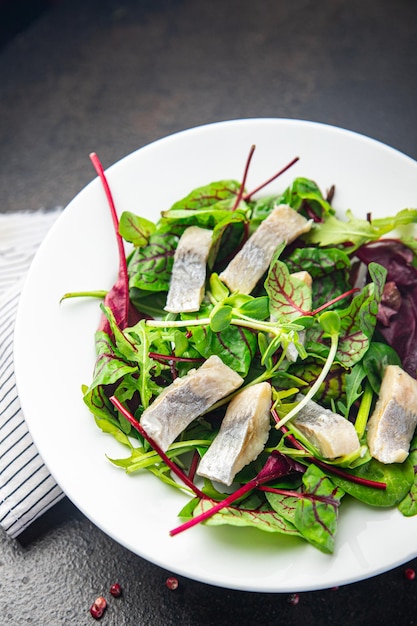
[89,596,107,620]
[110,583,122,597]
[287,593,300,605]
[405,568,416,580]
[166,576,179,590]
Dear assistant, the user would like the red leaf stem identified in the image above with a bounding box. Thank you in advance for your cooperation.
[260,485,335,503]
[170,480,256,536]
[244,156,300,201]
[310,287,360,316]
[90,152,130,331]
[188,450,201,482]
[170,451,297,536]
[232,144,256,211]
[148,352,204,364]
[90,153,120,234]
[109,396,205,498]
[260,486,305,499]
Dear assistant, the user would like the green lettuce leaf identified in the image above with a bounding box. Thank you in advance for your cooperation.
[306,208,417,252]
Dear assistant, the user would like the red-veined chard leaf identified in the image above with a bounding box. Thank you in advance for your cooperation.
[83,382,121,423]
[326,457,414,508]
[119,211,156,247]
[305,262,386,367]
[189,495,301,537]
[171,452,306,536]
[283,361,346,405]
[127,223,182,293]
[88,329,137,389]
[162,202,248,230]
[265,252,313,321]
[278,177,334,221]
[285,247,352,310]
[265,464,344,554]
[161,182,250,247]
[167,180,241,211]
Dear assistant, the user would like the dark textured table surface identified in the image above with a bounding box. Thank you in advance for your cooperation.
[1,1,417,624]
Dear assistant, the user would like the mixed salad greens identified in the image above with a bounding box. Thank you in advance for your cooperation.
[69,149,417,554]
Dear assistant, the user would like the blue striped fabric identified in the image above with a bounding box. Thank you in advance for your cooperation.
[0,210,64,537]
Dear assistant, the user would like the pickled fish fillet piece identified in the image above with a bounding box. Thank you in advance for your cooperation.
[165,226,213,313]
[197,382,272,486]
[140,355,243,452]
[219,204,311,294]
[367,365,417,464]
[292,394,360,459]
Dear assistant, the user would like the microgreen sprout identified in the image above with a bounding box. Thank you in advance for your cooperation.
[274,311,341,429]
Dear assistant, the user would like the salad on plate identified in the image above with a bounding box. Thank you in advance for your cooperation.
[66,147,417,555]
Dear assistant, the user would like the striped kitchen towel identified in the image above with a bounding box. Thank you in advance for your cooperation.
[0,209,64,537]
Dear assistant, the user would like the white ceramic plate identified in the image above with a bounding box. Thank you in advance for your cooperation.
[14,119,417,592]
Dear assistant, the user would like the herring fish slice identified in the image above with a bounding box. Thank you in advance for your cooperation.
[197,382,272,486]
[140,355,243,452]
[292,394,361,459]
[165,226,213,313]
[219,204,311,294]
[367,365,417,464]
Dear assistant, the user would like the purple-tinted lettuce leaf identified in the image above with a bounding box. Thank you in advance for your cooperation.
[356,239,417,377]
[305,263,386,367]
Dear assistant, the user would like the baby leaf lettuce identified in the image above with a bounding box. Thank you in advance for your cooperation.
[161,180,249,230]
[305,262,387,367]
[285,247,352,310]
[167,180,242,211]
[119,211,156,246]
[306,208,417,252]
[266,249,313,320]
[183,304,257,377]
[190,494,302,537]
[127,223,181,294]
[277,177,334,221]
[265,465,344,553]
[249,176,333,229]
[325,458,414,507]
